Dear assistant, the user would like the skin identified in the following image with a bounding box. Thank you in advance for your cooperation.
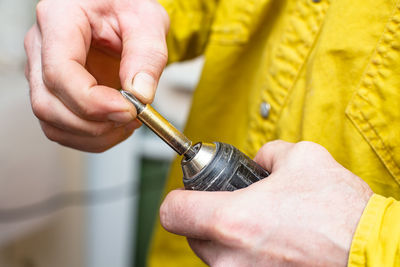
[25,1,374,265]
[24,0,169,152]
[160,141,373,266]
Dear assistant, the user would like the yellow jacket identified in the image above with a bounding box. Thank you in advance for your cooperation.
[150,0,400,266]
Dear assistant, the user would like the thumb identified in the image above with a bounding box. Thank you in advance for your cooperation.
[117,1,169,104]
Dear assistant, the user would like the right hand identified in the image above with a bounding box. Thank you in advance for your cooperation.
[24,0,169,152]
[160,141,373,266]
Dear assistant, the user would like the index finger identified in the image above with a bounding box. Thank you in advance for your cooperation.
[253,140,294,172]
[36,0,135,123]
[160,190,232,240]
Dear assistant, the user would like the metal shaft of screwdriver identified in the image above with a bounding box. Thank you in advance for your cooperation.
[120,90,196,159]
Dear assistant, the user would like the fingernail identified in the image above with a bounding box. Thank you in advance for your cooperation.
[131,72,156,101]
[108,112,133,123]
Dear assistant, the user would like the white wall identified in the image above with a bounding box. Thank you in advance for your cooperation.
[0,0,203,266]
[0,1,87,266]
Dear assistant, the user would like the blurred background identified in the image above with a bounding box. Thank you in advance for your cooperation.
[0,1,202,266]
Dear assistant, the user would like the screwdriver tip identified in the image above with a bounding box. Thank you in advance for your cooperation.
[120,90,145,113]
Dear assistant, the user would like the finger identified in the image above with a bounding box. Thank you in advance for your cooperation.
[253,140,295,172]
[160,190,231,240]
[25,24,123,137]
[117,0,169,103]
[39,120,140,153]
[36,0,135,124]
[187,238,218,266]
[24,26,36,81]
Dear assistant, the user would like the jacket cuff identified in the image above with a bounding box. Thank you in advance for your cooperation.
[348,194,400,266]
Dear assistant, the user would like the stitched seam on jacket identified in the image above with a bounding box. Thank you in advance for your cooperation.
[357,107,400,183]
[275,1,330,128]
[345,1,400,185]
[245,0,330,155]
[346,108,400,186]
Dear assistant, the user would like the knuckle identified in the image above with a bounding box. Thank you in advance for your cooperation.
[35,1,49,22]
[31,97,50,121]
[151,47,168,66]
[211,201,253,247]
[152,3,170,28]
[159,6,169,22]
[88,129,131,153]
[24,63,30,81]
[263,139,285,150]
[80,141,115,154]
[40,123,59,142]
[267,139,285,146]
[296,140,315,148]
[141,0,164,15]
[259,142,271,153]
[23,28,34,53]
[293,141,334,167]
[88,125,112,137]
[210,206,237,242]
[296,141,326,154]
[77,103,100,119]
[91,130,130,152]
[134,48,168,79]
[89,146,110,154]
[123,45,168,75]
[78,90,109,119]
[41,62,57,89]
[23,37,29,54]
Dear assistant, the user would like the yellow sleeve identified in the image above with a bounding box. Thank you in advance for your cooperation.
[157,0,219,63]
[348,194,400,266]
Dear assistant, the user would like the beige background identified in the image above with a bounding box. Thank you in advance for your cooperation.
[0,1,200,266]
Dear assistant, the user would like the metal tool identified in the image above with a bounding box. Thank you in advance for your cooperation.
[121,90,269,191]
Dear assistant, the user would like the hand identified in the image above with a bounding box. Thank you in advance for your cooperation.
[160,141,373,266]
[24,0,169,152]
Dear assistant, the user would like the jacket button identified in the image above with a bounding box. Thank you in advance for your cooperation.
[260,102,271,119]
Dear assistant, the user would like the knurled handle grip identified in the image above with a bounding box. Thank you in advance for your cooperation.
[183,142,269,191]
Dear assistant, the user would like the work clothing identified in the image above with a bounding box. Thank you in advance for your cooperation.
[150,0,400,266]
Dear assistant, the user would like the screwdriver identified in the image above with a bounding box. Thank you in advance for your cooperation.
[120,90,269,191]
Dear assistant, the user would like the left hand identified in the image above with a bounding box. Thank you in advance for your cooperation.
[160,141,373,266]
[24,0,169,152]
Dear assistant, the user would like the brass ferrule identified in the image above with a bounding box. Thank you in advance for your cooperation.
[138,105,192,155]
[120,90,193,155]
